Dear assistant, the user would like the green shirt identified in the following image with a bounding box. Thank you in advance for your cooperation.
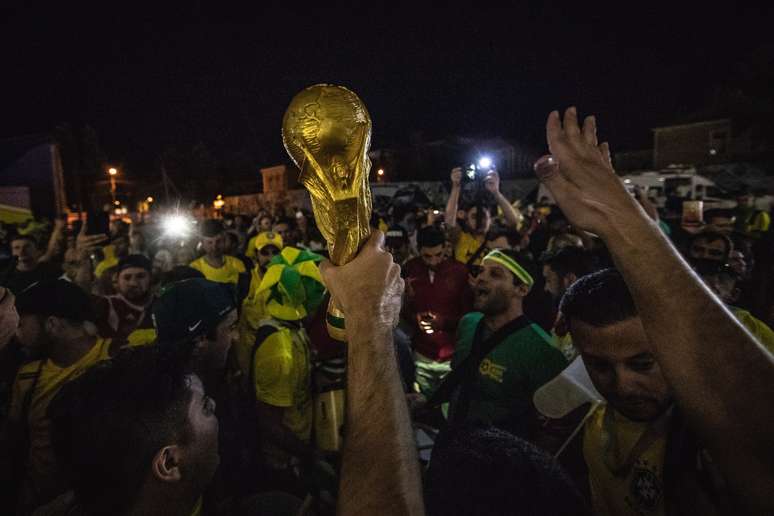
[451,312,568,431]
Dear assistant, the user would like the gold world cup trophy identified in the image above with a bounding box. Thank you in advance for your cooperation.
[282,84,373,342]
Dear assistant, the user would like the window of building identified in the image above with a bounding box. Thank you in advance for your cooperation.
[709,130,728,156]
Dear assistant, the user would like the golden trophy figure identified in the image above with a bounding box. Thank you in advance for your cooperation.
[283,84,373,452]
[282,84,373,342]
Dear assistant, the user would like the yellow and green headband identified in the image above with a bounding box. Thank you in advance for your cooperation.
[482,250,534,286]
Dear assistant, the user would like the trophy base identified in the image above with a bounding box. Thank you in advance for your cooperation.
[326,300,347,342]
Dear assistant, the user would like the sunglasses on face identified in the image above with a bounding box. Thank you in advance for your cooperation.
[260,247,280,257]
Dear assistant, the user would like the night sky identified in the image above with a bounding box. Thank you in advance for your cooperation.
[2,5,773,180]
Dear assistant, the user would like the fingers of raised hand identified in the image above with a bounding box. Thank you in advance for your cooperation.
[598,142,613,170]
[582,116,597,147]
[563,106,581,138]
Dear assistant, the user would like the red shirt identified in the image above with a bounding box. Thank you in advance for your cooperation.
[403,257,473,361]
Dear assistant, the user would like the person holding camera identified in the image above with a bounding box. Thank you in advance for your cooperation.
[444,167,522,270]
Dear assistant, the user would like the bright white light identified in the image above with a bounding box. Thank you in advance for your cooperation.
[162,214,192,238]
[709,148,717,156]
[624,179,632,184]
[377,168,385,176]
[478,156,493,169]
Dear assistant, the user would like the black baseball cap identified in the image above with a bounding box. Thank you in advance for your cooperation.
[116,254,152,274]
[15,279,95,322]
[152,278,236,343]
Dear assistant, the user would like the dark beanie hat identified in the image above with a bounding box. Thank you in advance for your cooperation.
[418,226,446,249]
[116,254,152,274]
[152,278,236,344]
[15,279,95,322]
[200,219,224,238]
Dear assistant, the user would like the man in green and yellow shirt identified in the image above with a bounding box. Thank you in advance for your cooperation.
[449,249,567,437]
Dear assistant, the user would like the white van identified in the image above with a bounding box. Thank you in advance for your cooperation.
[535,168,735,210]
[621,169,735,210]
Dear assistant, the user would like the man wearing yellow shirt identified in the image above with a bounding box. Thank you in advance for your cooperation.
[4,280,114,514]
[189,219,248,299]
[690,258,774,354]
[237,231,283,376]
[241,247,325,485]
[444,166,522,270]
[535,270,732,516]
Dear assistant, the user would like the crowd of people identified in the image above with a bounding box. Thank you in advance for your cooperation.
[0,108,773,515]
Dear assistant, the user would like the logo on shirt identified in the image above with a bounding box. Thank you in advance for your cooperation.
[626,459,662,513]
[479,359,506,383]
[188,320,203,332]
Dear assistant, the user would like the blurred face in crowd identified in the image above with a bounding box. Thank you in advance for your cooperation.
[701,271,738,304]
[222,233,239,256]
[153,250,174,275]
[728,250,747,278]
[273,222,291,243]
[234,215,247,231]
[62,247,80,280]
[257,245,280,269]
[178,374,221,491]
[572,317,673,422]
[129,231,146,250]
[16,314,48,358]
[110,220,129,238]
[420,244,445,270]
[487,235,510,251]
[113,237,130,258]
[259,215,273,232]
[472,260,528,315]
[0,289,19,348]
[201,234,225,260]
[174,246,195,266]
[12,237,40,271]
[689,236,729,263]
[296,212,308,231]
[117,267,151,304]
[736,195,753,208]
[466,207,491,235]
[706,214,735,234]
[195,309,238,372]
[542,264,573,302]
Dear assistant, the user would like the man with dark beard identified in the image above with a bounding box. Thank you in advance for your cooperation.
[444,249,567,437]
[94,255,156,346]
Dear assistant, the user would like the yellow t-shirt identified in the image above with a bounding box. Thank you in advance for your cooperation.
[94,256,118,279]
[583,404,667,516]
[126,328,157,347]
[245,235,259,259]
[189,255,246,285]
[10,338,112,506]
[454,230,485,265]
[551,331,578,361]
[250,323,312,465]
[732,307,774,354]
[236,267,269,375]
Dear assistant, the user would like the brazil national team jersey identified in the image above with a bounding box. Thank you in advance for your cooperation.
[583,404,667,516]
[10,338,112,509]
[248,321,312,467]
[454,231,485,265]
[189,255,246,285]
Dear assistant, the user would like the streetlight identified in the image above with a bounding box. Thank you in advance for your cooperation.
[107,167,118,203]
[146,196,154,203]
